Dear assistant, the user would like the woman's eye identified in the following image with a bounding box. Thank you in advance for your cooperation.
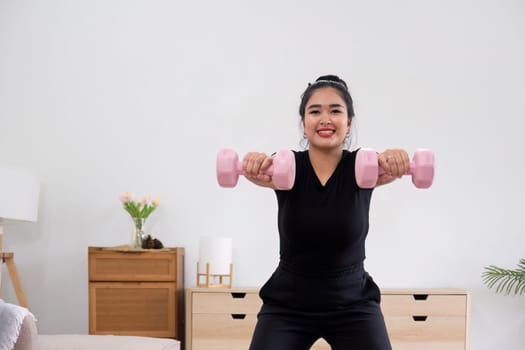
[310,110,320,115]
[331,109,342,114]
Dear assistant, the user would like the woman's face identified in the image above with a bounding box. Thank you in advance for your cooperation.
[303,87,351,151]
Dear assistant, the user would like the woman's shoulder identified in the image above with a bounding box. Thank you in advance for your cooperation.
[288,150,305,169]
[342,149,358,162]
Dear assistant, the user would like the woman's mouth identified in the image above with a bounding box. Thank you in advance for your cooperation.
[317,128,335,138]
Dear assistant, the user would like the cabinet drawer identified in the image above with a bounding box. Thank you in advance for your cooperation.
[390,343,464,350]
[192,291,262,314]
[89,282,176,337]
[386,315,466,350]
[191,307,330,350]
[381,294,467,316]
[192,313,257,350]
[89,251,177,282]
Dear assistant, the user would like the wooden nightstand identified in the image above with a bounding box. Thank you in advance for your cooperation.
[88,246,185,340]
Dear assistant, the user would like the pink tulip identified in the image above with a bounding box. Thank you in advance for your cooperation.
[119,192,134,203]
[141,195,153,205]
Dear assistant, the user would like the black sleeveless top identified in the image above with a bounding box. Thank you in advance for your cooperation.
[275,150,374,273]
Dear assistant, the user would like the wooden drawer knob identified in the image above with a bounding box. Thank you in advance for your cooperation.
[231,314,247,320]
[413,294,428,300]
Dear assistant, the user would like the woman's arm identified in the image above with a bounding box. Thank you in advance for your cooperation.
[375,149,410,187]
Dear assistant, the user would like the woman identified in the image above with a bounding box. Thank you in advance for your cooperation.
[244,75,409,350]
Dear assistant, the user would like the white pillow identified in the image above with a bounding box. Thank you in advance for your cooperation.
[0,300,38,350]
[13,314,39,350]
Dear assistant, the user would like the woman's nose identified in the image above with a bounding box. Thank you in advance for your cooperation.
[320,114,331,125]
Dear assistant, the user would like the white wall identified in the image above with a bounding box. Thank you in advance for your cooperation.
[1,0,524,348]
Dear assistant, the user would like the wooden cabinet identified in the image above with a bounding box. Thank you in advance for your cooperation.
[185,288,470,350]
[382,289,470,350]
[88,246,185,340]
[186,288,260,350]
[185,288,329,350]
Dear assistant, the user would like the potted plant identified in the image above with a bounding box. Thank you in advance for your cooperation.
[482,258,525,295]
[119,192,160,249]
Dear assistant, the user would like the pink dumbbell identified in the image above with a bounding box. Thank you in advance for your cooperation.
[355,148,435,189]
[216,149,296,190]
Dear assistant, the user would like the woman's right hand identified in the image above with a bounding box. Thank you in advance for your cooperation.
[242,152,275,189]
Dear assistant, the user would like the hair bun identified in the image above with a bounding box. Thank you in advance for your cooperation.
[315,75,348,89]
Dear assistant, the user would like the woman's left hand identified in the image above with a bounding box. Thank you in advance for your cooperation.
[376,149,410,186]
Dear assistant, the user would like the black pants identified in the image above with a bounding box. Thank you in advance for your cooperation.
[249,261,392,350]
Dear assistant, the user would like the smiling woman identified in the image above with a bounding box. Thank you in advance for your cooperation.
[303,89,350,156]
[299,77,354,153]
[238,74,413,350]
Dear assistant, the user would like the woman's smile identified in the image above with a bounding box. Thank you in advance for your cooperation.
[317,128,336,137]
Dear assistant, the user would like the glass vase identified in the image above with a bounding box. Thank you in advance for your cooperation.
[131,217,146,249]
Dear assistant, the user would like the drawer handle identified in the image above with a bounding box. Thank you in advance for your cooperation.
[231,292,247,299]
[413,294,428,300]
[231,314,246,320]
[412,315,428,322]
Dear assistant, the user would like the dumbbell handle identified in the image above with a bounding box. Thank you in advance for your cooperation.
[377,161,417,176]
[233,162,276,176]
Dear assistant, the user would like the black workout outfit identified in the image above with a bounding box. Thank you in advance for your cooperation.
[249,150,392,350]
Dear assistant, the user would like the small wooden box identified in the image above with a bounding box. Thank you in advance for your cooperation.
[88,246,184,339]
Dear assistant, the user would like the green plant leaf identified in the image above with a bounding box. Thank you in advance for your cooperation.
[482,259,525,296]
